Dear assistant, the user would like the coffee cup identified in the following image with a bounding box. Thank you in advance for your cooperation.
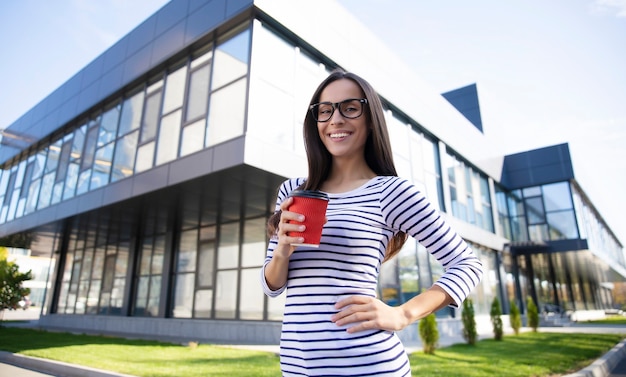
[287,190,329,247]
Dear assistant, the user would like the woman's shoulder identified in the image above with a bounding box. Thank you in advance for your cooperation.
[377,175,412,188]
[277,177,306,198]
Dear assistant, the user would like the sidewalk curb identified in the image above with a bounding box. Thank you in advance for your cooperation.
[0,351,135,377]
[562,338,626,377]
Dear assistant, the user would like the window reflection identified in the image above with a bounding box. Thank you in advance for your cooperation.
[206,78,247,147]
[156,110,181,166]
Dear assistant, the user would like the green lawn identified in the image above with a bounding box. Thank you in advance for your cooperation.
[0,326,624,377]
[582,314,626,325]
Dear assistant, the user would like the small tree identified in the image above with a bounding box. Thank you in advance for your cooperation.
[418,313,439,355]
[509,301,522,335]
[0,249,32,320]
[490,297,503,341]
[526,296,539,332]
[462,298,477,345]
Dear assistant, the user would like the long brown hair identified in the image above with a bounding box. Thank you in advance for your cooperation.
[268,69,408,262]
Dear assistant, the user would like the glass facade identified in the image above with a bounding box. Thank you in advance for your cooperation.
[0,24,251,223]
[0,6,623,342]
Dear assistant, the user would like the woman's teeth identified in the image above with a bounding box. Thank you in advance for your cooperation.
[330,132,350,139]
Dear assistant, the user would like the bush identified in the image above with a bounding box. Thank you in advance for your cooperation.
[0,248,32,318]
[418,313,439,355]
[462,298,477,345]
[490,297,503,341]
[527,296,539,332]
[510,301,522,335]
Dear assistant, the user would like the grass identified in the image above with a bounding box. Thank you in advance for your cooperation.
[0,326,624,377]
[582,314,626,325]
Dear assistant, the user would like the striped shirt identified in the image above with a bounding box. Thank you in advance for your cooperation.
[262,176,483,376]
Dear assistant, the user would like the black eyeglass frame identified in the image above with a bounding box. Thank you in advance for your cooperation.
[309,98,368,122]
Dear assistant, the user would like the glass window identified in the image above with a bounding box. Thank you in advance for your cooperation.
[525,197,545,225]
[63,126,86,200]
[37,172,54,209]
[81,123,99,171]
[90,143,114,190]
[155,110,181,165]
[186,63,211,122]
[206,77,247,147]
[212,28,250,89]
[215,270,237,319]
[135,142,155,173]
[45,139,62,173]
[180,119,206,156]
[543,182,573,211]
[141,91,162,143]
[547,211,579,240]
[239,268,263,320]
[99,105,121,146]
[218,222,239,269]
[177,229,198,273]
[173,273,194,318]
[119,91,144,136]
[111,131,138,182]
[194,289,213,318]
[55,139,72,184]
[198,240,215,287]
[162,65,188,115]
[241,217,266,268]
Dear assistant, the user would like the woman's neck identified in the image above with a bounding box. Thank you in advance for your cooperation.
[321,158,376,193]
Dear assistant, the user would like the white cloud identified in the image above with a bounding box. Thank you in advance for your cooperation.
[591,0,626,17]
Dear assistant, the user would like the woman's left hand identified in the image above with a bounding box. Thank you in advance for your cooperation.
[331,296,410,333]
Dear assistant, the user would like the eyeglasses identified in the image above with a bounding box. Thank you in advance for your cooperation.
[309,98,368,122]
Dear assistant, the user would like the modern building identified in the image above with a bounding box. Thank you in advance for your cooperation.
[0,0,623,345]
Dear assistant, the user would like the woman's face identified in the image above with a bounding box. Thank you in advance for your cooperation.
[316,79,369,161]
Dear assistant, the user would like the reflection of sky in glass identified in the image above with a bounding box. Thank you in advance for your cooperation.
[218,29,250,63]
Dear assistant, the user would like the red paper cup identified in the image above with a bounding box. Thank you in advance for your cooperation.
[287,190,329,247]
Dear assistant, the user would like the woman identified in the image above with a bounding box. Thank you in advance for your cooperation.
[262,69,483,376]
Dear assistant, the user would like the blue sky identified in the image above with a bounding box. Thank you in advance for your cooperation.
[1,0,625,248]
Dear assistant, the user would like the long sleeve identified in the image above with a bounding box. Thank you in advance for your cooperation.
[380,177,483,307]
[261,177,306,297]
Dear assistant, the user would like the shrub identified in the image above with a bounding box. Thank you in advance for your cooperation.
[527,296,539,332]
[509,301,522,335]
[0,248,32,318]
[490,297,503,340]
[418,313,439,355]
[462,298,477,345]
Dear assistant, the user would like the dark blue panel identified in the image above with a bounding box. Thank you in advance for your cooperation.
[500,143,574,189]
[126,16,157,57]
[81,56,104,90]
[122,44,153,85]
[103,179,133,205]
[226,0,253,17]
[152,19,187,66]
[30,100,47,124]
[58,96,79,128]
[441,83,483,133]
[188,0,214,13]
[547,238,588,252]
[44,86,64,116]
[76,81,101,117]
[102,37,129,74]
[155,0,188,37]
[185,0,227,44]
[62,72,84,100]
[98,64,124,99]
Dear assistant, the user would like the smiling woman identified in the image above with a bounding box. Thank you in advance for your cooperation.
[262,69,483,376]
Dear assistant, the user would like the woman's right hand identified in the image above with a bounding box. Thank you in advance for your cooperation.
[274,196,306,259]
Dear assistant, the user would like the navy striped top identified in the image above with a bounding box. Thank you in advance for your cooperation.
[262,176,483,376]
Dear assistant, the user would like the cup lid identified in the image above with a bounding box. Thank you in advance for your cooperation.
[289,190,329,201]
